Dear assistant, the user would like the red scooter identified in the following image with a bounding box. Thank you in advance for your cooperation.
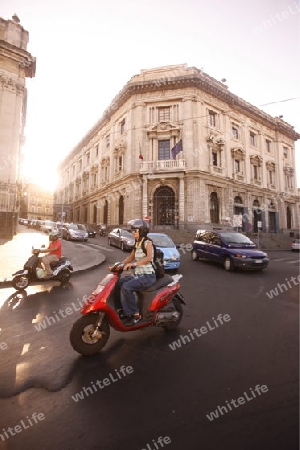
[70,263,185,355]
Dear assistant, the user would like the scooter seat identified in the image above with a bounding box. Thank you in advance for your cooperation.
[50,257,68,269]
[144,275,174,292]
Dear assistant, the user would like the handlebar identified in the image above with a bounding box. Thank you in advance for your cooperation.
[108,262,124,273]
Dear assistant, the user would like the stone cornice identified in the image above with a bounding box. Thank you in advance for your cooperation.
[0,40,36,78]
[61,65,300,168]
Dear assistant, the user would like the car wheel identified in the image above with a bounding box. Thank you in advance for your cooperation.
[223,257,234,271]
[66,234,70,241]
[191,249,199,261]
[120,242,124,251]
[108,238,112,246]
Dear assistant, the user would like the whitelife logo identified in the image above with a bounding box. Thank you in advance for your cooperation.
[33,295,88,331]
[206,384,269,421]
[265,275,300,299]
[0,412,45,443]
[71,365,134,402]
[169,313,231,351]
[141,435,171,450]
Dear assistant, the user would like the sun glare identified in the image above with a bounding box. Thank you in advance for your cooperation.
[22,154,58,192]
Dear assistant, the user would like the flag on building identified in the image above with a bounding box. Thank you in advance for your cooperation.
[171,140,183,159]
[139,142,144,159]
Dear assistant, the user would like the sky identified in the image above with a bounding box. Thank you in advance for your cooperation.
[1,0,300,190]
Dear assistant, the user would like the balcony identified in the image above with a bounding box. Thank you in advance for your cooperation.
[140,159,186,173]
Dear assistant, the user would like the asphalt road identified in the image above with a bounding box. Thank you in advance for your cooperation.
[0,240,299,450]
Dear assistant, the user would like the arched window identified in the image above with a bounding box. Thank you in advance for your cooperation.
[119,196,124,225]
[93,204,97,223]
[210,192,219,223]
[103,200,108,225]
[286,206,292,229]
[233,196,244,230]
[234,196,243,204]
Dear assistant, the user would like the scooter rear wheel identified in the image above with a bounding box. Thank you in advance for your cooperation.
[70,314,110,356]
[12,275,29,290]
[58,269,71,283]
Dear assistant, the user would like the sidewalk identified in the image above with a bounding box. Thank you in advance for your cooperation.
[0,226,106,286]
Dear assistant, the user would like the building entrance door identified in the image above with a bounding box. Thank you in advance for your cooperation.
[153,186,175,226]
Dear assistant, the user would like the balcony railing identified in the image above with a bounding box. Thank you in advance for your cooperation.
[140,159,186,173]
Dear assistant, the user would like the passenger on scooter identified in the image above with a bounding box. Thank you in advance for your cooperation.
[118,219,156,325]
[39,231,62,278]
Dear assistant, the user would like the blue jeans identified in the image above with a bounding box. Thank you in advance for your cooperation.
[119,274,156,315]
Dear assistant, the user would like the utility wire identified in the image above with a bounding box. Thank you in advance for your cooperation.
[260,97,300,106]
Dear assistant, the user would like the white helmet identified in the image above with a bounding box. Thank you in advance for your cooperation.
[49,230,59,241]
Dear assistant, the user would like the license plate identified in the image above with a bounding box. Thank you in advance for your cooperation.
[255,260,263,263]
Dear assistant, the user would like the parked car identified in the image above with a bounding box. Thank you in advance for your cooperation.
[108,228,135,251]
[191,229,269,271]
[148,233,181,271]
[62,223,88,241]
[40,220,58,234]
[86,226,96,238]
[291,239,300,251]
[27,219,43,229]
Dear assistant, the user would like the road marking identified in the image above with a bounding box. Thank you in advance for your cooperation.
[272,258,291,262]
[85,243,115,252]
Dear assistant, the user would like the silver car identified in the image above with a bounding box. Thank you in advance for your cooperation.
[108,228,135,251]
[62,223,88,241]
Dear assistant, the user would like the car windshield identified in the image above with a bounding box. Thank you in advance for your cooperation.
[220,232,253,245]
[68,224,80,230]
[121,230,133,237]
[148,235,175,248]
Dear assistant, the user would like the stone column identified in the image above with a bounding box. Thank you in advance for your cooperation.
[179,176,185,228]
[182,95,195,165]
[142,175,148,219]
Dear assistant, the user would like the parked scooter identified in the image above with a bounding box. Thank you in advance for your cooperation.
[70,262,185,355]
[12,247,73,290]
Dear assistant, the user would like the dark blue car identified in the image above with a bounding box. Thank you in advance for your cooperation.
[191,230,269,271]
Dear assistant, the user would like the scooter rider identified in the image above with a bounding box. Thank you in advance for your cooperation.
[39,231,62,278]
[119,219,156,325]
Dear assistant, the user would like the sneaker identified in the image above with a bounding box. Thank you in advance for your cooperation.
[126,313,142,326]
[118,310,131,320]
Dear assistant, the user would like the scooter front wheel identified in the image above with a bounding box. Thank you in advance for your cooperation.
[70,314,110,356]
[12,275,29,290]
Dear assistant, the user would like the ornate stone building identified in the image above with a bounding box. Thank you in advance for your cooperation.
[55,64,300,233]
[20,183,54,221]
[0,15,36,238]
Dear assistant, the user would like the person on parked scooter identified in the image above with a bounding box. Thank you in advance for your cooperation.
[39,231,62,279]
[118,219,156,325]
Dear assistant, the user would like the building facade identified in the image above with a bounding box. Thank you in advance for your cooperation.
[0,15,36,238]
[20,183,54,221]
[55,64,300,234]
